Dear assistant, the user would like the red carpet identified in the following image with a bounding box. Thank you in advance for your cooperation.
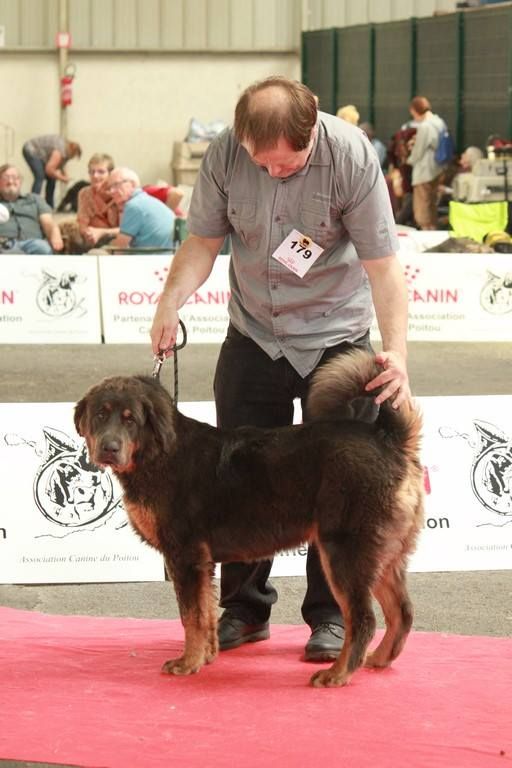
[0,607,510,768]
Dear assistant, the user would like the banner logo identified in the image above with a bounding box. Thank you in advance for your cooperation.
[36,269,86,317]
[471,421,512,518]
[480,270,512,315]
[4,427,125,537]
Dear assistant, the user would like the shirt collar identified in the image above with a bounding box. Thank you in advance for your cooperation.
[308,117,332,169]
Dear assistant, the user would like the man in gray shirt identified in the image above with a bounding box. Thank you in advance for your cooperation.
[0,164,63,254]
[151,76,410,662]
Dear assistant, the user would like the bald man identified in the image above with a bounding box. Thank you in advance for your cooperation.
[151,76,409,661]
[108,167,175,250]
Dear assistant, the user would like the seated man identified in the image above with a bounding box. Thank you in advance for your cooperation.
[0,164,63,254]
[108,167,175,250]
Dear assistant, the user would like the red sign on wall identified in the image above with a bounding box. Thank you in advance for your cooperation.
[55,31,72,49]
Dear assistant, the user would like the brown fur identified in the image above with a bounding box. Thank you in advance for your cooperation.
[74,349,424,688]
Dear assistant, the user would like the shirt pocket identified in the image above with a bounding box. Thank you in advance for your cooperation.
[300,204,341,249]
[227,199,261,250]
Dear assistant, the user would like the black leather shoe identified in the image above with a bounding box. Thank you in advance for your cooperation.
[217,615,270,651]
[304,622,345,662]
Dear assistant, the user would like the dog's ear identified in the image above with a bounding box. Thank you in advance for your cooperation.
[74,397,88,437]
[141,388,176,455]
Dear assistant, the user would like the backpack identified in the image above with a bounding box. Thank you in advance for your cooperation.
[435,125,455,166]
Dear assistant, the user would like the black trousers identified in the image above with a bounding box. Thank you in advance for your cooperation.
[213,323,378,629]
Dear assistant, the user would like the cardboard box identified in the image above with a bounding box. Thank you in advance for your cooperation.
[171,141,209,186]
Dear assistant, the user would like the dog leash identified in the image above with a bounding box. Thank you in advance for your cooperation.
[152,320,188,403]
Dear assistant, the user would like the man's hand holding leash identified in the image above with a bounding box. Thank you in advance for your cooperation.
[151,295,180,357]
[150,234,223,357]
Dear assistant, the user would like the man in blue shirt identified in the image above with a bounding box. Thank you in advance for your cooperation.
[108,167,174,250]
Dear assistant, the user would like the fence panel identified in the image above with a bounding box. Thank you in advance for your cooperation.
[416,12,462,150]
[463,5,512,150]
[334,24,374,124]
[373,19,416,143]
[301,28,337,114]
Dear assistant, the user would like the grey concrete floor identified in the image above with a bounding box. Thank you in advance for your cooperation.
[1,340,512,403]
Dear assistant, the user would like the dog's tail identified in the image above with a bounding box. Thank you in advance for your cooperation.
[307,349,422,461]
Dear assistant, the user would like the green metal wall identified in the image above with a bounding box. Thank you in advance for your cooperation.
[301,29,337,114]
[462,6,512,150]
[416,13,462,148]
[335,25,374,125]
[302,7,512,153]
[373,19,416,143]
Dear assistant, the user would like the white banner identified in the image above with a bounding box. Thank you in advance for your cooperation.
[395,228,449,253]
[411,394,512,572]
[1,396,511,583]
[266,395,512,576]
[1,242,511,344]
[0,403,164,584]
[0,255,102,343]
[99,246,512,344]
[372,250,512,342]
[99,254,231,344]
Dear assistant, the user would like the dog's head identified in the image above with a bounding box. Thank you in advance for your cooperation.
[74,376,176,474]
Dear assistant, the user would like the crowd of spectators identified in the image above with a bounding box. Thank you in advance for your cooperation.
[1,111,495,254]
[337,97,491,232]
[0,134,183,255]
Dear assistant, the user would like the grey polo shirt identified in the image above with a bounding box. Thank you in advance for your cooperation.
[0,193,50,240]
[187,111,399,377]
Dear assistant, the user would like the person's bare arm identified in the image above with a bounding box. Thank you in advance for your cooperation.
[362,254,410,408]
[109,232,133,249]
[45,150,69,182]
[166,187,184,213]
[39,213,63,252]
[85,225,120,245]
[150,234,224,354]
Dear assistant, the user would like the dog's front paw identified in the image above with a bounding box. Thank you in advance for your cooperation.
[161,656,203,676]
[310,667,350,688]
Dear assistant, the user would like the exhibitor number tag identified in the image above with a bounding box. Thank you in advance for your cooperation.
[271,229,324,278]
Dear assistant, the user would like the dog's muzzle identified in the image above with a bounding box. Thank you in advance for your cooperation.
[98,437,122,465]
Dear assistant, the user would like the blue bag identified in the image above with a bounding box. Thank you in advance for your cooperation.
[435,126,455,165]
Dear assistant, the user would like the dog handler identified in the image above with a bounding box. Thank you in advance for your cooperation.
[151,76,410,662]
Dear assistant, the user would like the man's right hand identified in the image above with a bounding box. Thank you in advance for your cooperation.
[150,296,180,356]
[149,234,224,356]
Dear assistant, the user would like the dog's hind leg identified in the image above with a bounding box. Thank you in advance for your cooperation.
[310,540,377,688]
[365,561,413,669]
[161,546,218,676]
[205,578,219,663]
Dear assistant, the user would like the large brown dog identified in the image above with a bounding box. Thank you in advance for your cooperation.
[74,349,424,688]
